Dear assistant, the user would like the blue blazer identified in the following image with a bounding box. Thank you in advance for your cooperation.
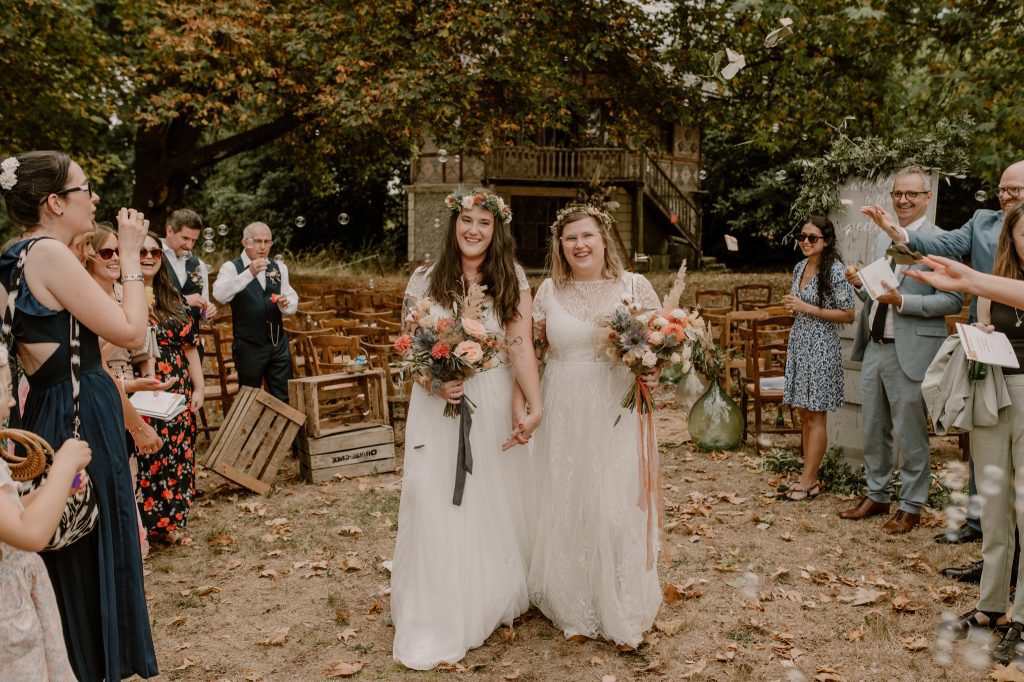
[852,221,964,382]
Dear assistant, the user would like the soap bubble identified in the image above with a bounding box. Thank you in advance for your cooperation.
[975,190,987,202]
[698,170,707,181]
[700,93,709,103]
[740,571,760,601]
[217,224,229,236]
[437,149,448,164]
[776,170,787,181]
[273,254,284,264]
[202,227,214,240]
[424,252,432,261]
[368,278,375,289]
[337,213,350,226]
[762,76,769,85]
[453,154,460,164]
[433,218,441,229]
[771,123,781,134]
[202,240,215,254]
[294,216,306,228]
[314,129,320,137]
[801,133,809,141]
[682,98,689,107]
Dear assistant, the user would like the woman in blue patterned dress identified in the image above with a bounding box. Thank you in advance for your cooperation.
[780,216,856,500]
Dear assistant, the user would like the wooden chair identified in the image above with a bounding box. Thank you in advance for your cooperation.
[346,325,390,345]
[285,328,333,377]
[739,315,800,454]
[695,289,733,309]
[300,309,337,329]
[197,325,240,439]
[722,309,773,394]
[349,310,394,324]
[297,300,324,313]
[306,335,363,375]
[733,284,772,311]
[319,318,360,333]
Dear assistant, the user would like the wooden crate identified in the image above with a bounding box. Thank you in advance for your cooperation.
[288,370,389,438]
[297,424,396,483]
[202,387,306,494]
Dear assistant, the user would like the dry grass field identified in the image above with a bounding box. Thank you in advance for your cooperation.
[141,270,1010,681]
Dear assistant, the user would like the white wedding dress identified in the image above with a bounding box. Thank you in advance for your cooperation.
[527,273,663,647]
[391,266,532,670]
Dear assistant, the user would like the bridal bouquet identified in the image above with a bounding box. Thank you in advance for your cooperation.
[394,283,501,418]
[599,303,705,416]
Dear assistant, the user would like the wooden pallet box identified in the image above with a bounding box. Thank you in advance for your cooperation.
[297,424,396,482]
[202,387,305,494]
[288,370,389,438]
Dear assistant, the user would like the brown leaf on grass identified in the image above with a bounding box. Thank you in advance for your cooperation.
[179,589,191,597]
[503,671,521,681]
[338,628,358,642]
[499,624,515,644]
[680,659,707,678]
[715,648,737,662]
[338,525,363,536]
[259,569,280,580]
[814,667,847,682]
[663,582,702,604]
[321,660,363,678]
[366,601,383,615]
[168,614,187,628]
[244,672,264,682]
[195,585,220,597]
[260,627,289,646]
[846,625,866,642]
[589,656,605,666]
[265,517,290,526]
[267,549,283,557]
[990,663,1024,681]
[173,656,199,671]
[207,533,235,546]
[845,588,885,606]
[900,635,928,652]
[655,617,685,636]
[643,658,665,673]
[224,559,242,570]
[340,556,365,572]
[891,595,918,613]
[334,610,350,624]
[568,634,589,644]
[723,494,747,504]
[928,585,964,604]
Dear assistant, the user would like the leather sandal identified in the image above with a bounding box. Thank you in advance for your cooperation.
[943,609,1008,640]
[778,481,821,501]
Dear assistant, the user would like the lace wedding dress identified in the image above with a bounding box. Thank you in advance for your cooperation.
[527,273,663,647]
[391,266,532,670]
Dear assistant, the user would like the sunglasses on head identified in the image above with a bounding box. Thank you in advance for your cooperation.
[139,248,163,258]
[795,233,822,244]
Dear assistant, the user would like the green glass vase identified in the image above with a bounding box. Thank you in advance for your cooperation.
[688,377,743,451]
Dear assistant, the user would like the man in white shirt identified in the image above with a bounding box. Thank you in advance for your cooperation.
[839,166,962,534]
[212,222,298,402]
[162,208,217,324]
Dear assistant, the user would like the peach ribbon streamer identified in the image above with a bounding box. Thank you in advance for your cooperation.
[634,377,669,570]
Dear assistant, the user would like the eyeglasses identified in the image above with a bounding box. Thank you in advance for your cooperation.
[890,190,929,200]
[561,231,601,245]
[795,233,822,244]
[245,238,274,247]
[97,247,119,260]
[997,186,1024,198]
[38,180,93,205]
[139,248,163,258]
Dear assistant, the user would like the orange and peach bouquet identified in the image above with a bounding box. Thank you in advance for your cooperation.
[598,303,705,416]
[394,283,502,418]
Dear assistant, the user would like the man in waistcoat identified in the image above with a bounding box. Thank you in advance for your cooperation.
[162,208,217,329]
[212,222,298,402]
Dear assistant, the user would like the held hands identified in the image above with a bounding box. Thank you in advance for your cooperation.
[248,258,269,277]
[876,281,903,308]
[115,208,150,254]
[53,439,92,496]
[502,410,542,451]
[860,205,904,242]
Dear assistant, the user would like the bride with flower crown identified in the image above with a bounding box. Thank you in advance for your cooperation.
[391,188,542,670]
[527,204,663,648]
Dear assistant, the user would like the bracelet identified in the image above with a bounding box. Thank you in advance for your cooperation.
[128,424,146,436]
[122,274,145,283]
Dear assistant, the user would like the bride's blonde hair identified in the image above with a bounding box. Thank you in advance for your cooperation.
[546,204,624,287]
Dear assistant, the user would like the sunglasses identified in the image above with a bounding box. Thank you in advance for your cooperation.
[139,248,163,258]
[795,233,822,244]
[97,247,118,260]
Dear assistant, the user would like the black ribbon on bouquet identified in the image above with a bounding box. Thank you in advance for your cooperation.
[452,398,474,506]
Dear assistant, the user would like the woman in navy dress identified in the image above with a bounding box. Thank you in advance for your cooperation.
[780,216,856,500]
[0,150,157,680]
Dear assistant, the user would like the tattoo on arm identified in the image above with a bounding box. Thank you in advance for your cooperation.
[509,335,524,346]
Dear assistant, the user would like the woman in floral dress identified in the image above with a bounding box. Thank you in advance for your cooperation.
[135,233,204,545]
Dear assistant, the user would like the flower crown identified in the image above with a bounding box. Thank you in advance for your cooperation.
[0,157,19,191]
[444,188,512,224]
[549,203,614,236]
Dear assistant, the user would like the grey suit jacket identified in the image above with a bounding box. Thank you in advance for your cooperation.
[851,221,964,382]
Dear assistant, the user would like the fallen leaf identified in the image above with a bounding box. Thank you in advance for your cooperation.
[338,525,363,536]
[168,614,187,628]
[891,595,918,613]
[206,533,235,546]
[846,625,865,642]
[261,627,289,646]
[654,617,684,636]
[267,549,283,557]
[321,660,364,678]
[680,659,707,678]
[225,559,242,570]
[643,658,665,673]
[663,582,702,604]
[716,649,737,662]
[900,635,928,652]
[265,517,290,526]
[244,672,264,682]
[341,556,365,572]
[814,667,847,682]
[259,569,280,580]
[568,634,589,644]
[589,656,606,666]
[173,657,199,671]
[335,610,350,624]
[503,671,520,681]
[846,588,885,606]
[990,663,1024,681]
[195,585,220,597]
[338,628,358,642]
[499,624,515,644]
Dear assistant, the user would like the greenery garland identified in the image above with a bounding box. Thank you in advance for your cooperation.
[791,115,974,220]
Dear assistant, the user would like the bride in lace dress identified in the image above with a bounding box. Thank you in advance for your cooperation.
[391,189,543,670]
[527,204,663,648]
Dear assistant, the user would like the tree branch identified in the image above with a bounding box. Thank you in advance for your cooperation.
[167,113,307,175]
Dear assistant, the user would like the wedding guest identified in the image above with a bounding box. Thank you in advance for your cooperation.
[0,150,158,680]
[391,188,542,670]
[212,222,297,402]
[527,203,661,649]
[779,216,856,500]
[0,346,91,682]
[135,232,203,546]
[943,201,1024,665]
[161,208,217,327]
[839,168,962,533]
[870,159,1024,551]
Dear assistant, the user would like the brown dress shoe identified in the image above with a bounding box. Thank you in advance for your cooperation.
[882,510,921,534]
[838,496,890,520]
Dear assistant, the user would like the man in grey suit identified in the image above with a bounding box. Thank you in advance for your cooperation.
[839,166,963,534]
